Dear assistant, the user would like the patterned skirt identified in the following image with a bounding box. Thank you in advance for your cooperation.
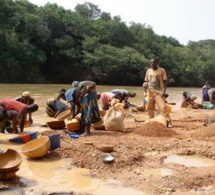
[81,90,100,126]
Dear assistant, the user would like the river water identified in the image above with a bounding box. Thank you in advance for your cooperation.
[0,83,204,112]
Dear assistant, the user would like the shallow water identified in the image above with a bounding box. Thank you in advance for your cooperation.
[163,155,215,167]
[0,142,146,195]
[0,83,204,115]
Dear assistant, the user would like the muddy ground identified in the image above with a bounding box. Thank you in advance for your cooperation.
[1,105,215,195]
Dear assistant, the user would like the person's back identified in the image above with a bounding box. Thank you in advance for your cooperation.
[1,98,27,112]
[100,92,116,110]
[45,98,69,117]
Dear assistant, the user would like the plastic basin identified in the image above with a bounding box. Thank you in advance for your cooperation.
[21,136,51,159]
[0,149,22,173]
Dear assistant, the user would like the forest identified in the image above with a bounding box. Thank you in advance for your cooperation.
[0,0,215,86]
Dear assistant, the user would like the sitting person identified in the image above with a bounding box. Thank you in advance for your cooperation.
[15,91,35,124]
[110,89,136,108]
[181,91,203,109]
[0,99,38,133]
[0,106,19,133]
[45,98,70,118]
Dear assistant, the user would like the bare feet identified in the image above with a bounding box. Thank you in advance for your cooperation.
[167,121,173,128]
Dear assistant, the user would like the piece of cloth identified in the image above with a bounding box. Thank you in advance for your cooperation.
[110,89,128,101]
[72,81,80,87]
[183,91,192,101]
[208,89,215,104]
[45,98,56,117]
[77,81,100,126]
[100,92,116,110]
[202,85,210,101]
[1,99,27,113]
[65,88,77,103]
[145,68,167,94]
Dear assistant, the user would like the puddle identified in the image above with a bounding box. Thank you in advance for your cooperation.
[0,142,146,195]
[163,155,215,167]
[134,168,173,177]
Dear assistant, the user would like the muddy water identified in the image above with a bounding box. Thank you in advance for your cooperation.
[0,83,204,113]
[0,143,146,195]
[163,155,215,167]
[0,84,205,194]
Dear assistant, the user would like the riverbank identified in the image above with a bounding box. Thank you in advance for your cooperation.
[1,103,215,194]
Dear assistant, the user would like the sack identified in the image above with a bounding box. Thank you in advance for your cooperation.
[104,103,127,132]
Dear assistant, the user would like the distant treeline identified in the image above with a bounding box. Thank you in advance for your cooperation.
[0,0,215,86]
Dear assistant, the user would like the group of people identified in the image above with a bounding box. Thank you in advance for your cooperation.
[0,58,174,135]
[181,81,215,109]
[0,92,38,133]
[5,58,210,135]
[45,81,137,136]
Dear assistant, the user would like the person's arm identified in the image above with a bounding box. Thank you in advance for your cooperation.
[19,108,28,132]
[163,80,167,96]
[28,112,32,123]
[19,113,25,132]
[68,101,81,119]
[10,111,19,133]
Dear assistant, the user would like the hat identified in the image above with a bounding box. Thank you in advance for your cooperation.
[22,91,31,97]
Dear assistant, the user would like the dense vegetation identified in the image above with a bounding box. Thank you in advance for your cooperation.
[0,0,215,86]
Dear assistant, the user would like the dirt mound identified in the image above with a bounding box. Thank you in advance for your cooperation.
[133,122,177,137]
[191,123,215,141]
[45,131,146,178]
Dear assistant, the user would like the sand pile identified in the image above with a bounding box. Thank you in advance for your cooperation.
[133,122,177,137]
[191,123,215,141]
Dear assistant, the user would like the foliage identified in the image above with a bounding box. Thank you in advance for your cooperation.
[0,0,215,87]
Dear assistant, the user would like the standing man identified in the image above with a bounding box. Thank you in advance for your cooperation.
[144,58,172,127]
